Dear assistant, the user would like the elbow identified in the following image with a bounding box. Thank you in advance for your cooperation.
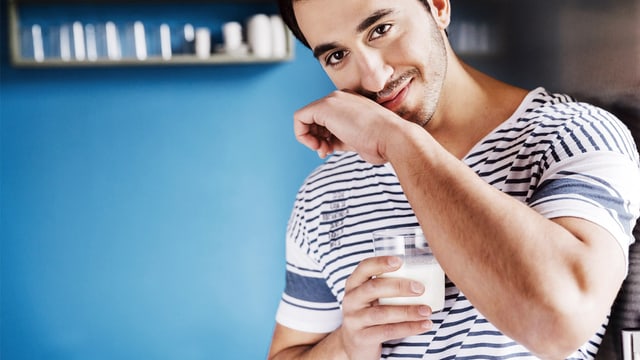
[522,248,622,358]
[523,296,608,359]
[527,333,588,360]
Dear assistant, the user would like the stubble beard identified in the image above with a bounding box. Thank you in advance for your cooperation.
[357,13,448,129]
[369,35,448,129]
[414,30,448,128]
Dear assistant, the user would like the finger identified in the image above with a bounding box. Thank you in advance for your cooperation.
[346,276,425,307]
[310,123,332,139]
[293,119,322,151]
[361,319,434,344]
[372,277,426,301]
[294,111,336,153]
[309,124,336,158]
[317,135,332,159]
[317,134,354,158]
[361,304,432,327]
[345,256,403,293]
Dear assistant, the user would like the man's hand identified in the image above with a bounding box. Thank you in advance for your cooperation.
[293,90,410,164]
[337,255,434,359]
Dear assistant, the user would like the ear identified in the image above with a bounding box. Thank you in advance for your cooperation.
[429,0,451,30]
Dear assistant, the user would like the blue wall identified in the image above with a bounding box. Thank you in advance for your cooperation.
[0,2,332,359]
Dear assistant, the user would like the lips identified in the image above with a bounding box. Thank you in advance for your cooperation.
[377,77,412,111]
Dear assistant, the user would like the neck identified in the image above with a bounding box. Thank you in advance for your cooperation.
[425,56,528,159]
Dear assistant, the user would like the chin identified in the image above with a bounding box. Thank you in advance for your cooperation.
[395,106,431,127]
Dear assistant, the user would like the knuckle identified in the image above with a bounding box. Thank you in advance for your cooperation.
[368,305,386,323]
[350,332,367,347]
[395,279,406,294]
[402,305,413,319]
[381,323,400,340]
[366,277,384,294]
[344,276,357,292]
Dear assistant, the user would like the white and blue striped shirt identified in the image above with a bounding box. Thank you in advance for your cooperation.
[275,88,640,359]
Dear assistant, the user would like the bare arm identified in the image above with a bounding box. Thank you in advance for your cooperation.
[292,90,627,358]
[268,325,342,360]
[387,126,625,357]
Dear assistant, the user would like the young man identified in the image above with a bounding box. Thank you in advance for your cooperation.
[268,0,640,358]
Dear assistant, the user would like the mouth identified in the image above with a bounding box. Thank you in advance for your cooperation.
[376,73,414,111]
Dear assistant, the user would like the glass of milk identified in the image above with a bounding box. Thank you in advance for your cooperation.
[372,227,445,312]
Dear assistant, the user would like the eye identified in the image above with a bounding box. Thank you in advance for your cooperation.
[325,50,349,67]
[369,24,392,41]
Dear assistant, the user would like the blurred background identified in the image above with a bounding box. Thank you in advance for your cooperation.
[1,0,638,359]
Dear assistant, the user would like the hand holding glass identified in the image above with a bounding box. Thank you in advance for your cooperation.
[372,227,445,312]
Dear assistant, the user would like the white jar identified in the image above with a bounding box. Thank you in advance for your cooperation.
[247,14,272,58]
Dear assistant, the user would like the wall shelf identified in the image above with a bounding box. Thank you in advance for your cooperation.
[8,0,295,67]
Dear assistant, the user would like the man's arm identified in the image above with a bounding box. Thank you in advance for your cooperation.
[268,324,340,360]
[292,90,630,358]
[388,129,625,357]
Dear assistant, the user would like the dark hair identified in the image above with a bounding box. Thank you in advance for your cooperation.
[278,0,432,49]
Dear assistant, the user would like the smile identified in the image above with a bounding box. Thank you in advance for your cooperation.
[378,78,411,111]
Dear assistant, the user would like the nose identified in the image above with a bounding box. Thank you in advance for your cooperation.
[355,49,392,93]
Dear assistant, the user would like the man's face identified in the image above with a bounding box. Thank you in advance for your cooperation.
[294,0,448,126]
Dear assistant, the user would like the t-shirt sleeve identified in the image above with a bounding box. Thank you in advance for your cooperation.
[275,190,343,334]
[529,112,640,270]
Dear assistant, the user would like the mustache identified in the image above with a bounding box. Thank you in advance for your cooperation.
[358,69,420,102]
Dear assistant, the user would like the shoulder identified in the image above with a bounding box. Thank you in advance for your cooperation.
[524,88,623,130]
[517,88,638,160]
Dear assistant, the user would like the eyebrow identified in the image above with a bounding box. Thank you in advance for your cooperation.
[312,8,396,59]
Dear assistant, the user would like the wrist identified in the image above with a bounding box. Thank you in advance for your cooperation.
[331,326,353,360]
[383,121,434,164]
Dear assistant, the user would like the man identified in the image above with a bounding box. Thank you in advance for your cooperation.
[268,0,640,358]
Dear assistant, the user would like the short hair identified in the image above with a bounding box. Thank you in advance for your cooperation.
[278,0,432,49]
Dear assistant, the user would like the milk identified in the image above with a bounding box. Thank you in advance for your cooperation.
[378,260,445,312]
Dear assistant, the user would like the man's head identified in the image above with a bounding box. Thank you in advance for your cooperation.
[278,0,433,49]
[278,0,451,127]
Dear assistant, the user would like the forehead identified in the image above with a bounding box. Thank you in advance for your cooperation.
[293,0,424,48]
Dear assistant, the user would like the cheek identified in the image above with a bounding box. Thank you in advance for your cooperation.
[325,71,350,91]
[394,19,440,62]
[387,34,425,66]
[325,66,361,91]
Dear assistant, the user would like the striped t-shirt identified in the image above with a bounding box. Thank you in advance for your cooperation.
[275,88,640,358]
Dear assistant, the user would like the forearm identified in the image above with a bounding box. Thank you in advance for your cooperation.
[384,123,624,357]
[269,328,349,360]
